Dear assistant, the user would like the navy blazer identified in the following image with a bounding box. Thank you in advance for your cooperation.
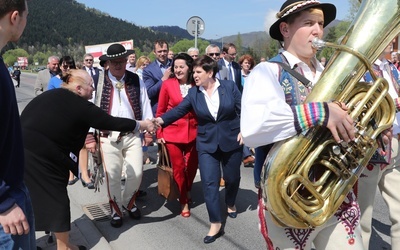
[218,59,243,93]
[142,59,172,115]
[161,80,242,153]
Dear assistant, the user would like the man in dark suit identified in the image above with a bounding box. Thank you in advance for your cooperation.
[218,43,243,93]
[142,40,172,115]
[82,53,102,90]
[218,43,254,167]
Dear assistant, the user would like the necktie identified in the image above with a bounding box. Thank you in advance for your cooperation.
[90,68,94,78]
[228,63,233,81]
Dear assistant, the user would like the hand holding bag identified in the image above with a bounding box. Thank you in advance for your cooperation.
[157,143,179,200]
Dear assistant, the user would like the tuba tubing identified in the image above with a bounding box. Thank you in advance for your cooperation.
[263,0,400,229]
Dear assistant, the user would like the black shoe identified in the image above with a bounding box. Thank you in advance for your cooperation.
[227,211,237,218]
[110,213,122,228]
[203,229,224,244]
[81,180,95,189]
[68,177,79,185]
[128,206,141,220]
[137,190,147,198]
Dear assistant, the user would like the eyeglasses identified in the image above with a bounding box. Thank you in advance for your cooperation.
[110,60,126,66]
[62,64,71,69]
[85,59,93,62]
[208,53,220,57]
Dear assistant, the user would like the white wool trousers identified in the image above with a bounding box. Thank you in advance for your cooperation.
[358,137,400,249]
[100,131,143,215]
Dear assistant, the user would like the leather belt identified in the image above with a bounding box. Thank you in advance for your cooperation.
[99,131,132,138]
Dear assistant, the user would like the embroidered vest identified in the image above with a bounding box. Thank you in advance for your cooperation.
[364,62,400,96]
[269,54,311,105]
[99,70,142,120]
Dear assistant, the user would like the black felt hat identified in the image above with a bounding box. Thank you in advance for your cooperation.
[99,43,135,61]
[269,0,336,41]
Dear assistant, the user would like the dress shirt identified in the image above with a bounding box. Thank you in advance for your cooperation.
[200,80,221,121]
[223,58,235,81]
[126,64,135,73]
[241,50,324,148]
[156,59,171,74]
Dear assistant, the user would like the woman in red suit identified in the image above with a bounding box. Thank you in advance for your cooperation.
[156,53,198,217]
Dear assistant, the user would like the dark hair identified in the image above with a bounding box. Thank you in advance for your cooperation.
[222,43,236,54]
[153,39,169,51]
[171,53,194,83]
[193,55,218,78]
[59,56,76,69]
[0,0,26,19]
[238,54,255,70]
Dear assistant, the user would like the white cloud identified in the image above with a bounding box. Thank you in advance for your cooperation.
[264,9,278,36]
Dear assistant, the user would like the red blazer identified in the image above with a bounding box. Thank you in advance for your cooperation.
[156,78,197,143]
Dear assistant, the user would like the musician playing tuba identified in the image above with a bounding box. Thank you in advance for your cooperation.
[241,0,364,249]
[358,43,400,250]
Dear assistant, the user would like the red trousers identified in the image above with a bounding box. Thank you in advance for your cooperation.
[165,141,198,204]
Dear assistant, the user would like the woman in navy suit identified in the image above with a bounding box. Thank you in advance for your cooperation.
[155,55,243,244]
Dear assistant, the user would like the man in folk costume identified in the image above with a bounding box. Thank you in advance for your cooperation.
[95,44,153,228]
[358,44,400,249]
[241,0,365,249]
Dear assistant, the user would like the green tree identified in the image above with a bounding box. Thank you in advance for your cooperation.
[3,48,29,66]
[170,39,209,55]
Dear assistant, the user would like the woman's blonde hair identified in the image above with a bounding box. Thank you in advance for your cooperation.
[60,69,89,92]
[135,56,150,71]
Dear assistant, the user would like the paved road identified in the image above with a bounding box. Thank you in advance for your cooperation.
[15,72,391,249]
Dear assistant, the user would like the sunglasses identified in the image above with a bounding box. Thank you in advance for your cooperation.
[85,59,93,62]
[208,53,220,57]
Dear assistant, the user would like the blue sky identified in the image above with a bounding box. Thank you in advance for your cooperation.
[76,0,353,40]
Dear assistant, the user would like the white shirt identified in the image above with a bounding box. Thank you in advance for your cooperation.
[241,51,324,148]
[200,80,221,120]
[375,58,400,134]
[108,71,153,121]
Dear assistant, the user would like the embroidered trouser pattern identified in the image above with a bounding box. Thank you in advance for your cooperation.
[259,190,364,250]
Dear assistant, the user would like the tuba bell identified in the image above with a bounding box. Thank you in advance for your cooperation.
[262,0,400,229]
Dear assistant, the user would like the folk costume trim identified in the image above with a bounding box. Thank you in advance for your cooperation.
[99,70,143,121]
[292,102,329,133]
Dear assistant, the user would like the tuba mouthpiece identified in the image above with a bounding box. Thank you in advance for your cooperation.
[312,37,326,50]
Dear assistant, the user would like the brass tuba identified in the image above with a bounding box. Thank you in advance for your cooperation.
[262,0,400,229]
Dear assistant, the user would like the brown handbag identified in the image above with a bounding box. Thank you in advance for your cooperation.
[157,143,179,201]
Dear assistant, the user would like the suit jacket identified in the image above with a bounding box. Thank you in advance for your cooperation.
[34,69,52,96]
[156,78,197,143]
[161,80,241,153]
[218,59,243,93]
[82,66,102,90]
[142,59,172,115]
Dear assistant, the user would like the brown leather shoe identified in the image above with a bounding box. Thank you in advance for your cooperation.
[243,156,255,167]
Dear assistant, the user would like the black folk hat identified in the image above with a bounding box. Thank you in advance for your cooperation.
[99,43,135,61]
[269,0,336,41]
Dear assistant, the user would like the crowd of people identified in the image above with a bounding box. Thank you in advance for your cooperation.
[2,0,400,249]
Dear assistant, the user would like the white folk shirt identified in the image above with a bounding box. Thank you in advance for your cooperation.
[241,50,324,148]
[376,58,400,134]
[108,71,153,121]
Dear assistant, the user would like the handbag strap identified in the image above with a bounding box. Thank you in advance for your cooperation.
[158,142,171,168]
[270,61,312,88]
